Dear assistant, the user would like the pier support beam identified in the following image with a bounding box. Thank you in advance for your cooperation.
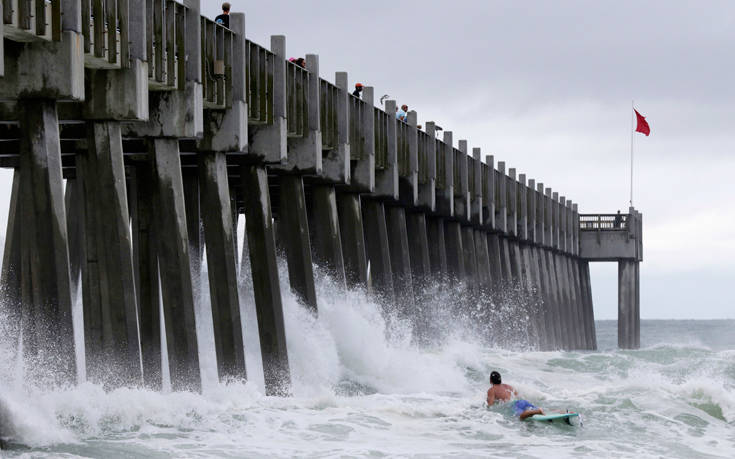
[151,138,201,392]
[78,122,142,387]
[308,186,346,287]
[362,199,394,303]
[337,193,368,289]
[618,260,640,349]
[474,230,492,290]
[487,234,503,294]
[199,152,246,380]
[385,206,415,310]
[427,217,448,280]
[242,165,291,395]
[580,260,598,350]
[18,100,76,384]
[130,162,162,390]
[1,171,21,358]
[278,175,318,312]
[461,226,478,289]
[406,212,432,287]
[444,221,465,285]
[541,249,562,349]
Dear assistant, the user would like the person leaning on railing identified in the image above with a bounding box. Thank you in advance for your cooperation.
[216,2,231,28]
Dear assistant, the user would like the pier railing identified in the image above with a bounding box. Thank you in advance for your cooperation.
[320,79,340,151]
[200,16,233,109]
[435,138,446,190]
[147,0,186,90]
[285,60,308,138]
[3,0,60,42]
[374,106,390,169]
[82,0,129,69]
[347,94,367,160]
[579,214,629,231]
[245,39,274,124]
[396,118,410,177]
[417,128,432,185]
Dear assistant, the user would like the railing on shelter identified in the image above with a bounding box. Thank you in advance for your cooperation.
[147,0,186,90]
[285,60,308,138]
[579,214,629,231]
[396,119,410,177]
[320,79,340,151]
[245,39,275,125]
[3,0,60,42]
[200,16,233,109]
[374,107,390,169]
[347,93,368,160]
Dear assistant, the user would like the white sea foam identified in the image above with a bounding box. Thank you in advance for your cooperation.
[1,265,734,457]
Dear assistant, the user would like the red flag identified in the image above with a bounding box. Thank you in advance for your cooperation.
[634,109,650,136]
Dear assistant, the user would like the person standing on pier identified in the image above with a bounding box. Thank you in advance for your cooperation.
[216,2,231,28]
[353,83,364,99]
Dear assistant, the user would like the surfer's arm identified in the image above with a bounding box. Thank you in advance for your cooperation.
[486,390,495,406]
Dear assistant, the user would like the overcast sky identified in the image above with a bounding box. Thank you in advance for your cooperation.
[2,1,732,320]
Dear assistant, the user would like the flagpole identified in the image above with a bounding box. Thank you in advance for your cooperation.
[630,100,634,208]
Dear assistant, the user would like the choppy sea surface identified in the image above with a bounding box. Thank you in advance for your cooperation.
[1,261,733,458]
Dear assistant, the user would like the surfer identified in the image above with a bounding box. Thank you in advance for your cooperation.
[486,371,544,420]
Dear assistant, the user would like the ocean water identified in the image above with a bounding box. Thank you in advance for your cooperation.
[1,261,733,458]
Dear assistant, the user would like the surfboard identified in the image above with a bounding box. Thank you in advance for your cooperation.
[528,412,579,425]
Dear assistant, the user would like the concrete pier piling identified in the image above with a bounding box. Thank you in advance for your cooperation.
[362,199,395,303]
[309,186,347,287]
[242,165,291,396]
[199,152,247,380]
[278,175,318,312]
[18,100,76,384]
[151,139,201,392]
[385,206,415,310]
[337,193,369,289]
[78,121,142,386]
[130,162,163,389]
[0,4,649,402]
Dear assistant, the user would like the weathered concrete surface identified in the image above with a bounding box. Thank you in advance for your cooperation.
[580,260,598,350]
[461,226,478,290]
[18,100,76,384]
[199,152,246,381]
[337,193,368,289]
[580,231,640,261]
[552,252,573,350]
[406,212,432,286]
[541,249,563,349]
[242,165,291,396]
[361,199,395,303]
[385,206,415,310]
[130,162,163,390]
[151,138,201,392]
[278,175,318,312]
[1,170,21,358]
[444,221,465,285]
[308,186,347,287]
[487,233,503,294]
[427,217,448,279]
[64,179,83,299]
[182,168,202,304]
[474,229,492,288]
[618,260,640,349]
[78,121,142,387]
[498,237,513,284]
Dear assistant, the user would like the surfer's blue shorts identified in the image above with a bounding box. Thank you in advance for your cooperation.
[513,399,538,416]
